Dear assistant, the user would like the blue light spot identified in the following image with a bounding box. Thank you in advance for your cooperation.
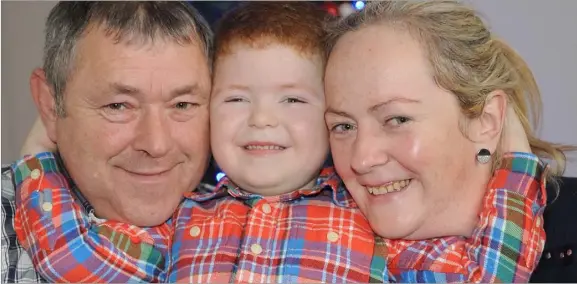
[354,1,365,10]
[216,172,226,182]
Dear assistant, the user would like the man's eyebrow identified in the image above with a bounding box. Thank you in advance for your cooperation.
[108,82,141,96]
[107,83,204,99]
[168,84,202,99]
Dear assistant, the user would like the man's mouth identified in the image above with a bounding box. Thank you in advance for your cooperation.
[122,168,172,176]
[366,179,412,195]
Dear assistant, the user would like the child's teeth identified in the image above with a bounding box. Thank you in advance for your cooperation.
[366,179,411,196]
[246,145,284,150]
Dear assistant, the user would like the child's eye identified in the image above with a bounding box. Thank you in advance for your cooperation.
[224,97,247,103]
[330,123,356,134]
[386,116,411,126]
[284,97,306,104]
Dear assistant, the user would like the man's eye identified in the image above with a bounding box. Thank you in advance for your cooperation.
[105,103,127,111]
[175,102,198,109]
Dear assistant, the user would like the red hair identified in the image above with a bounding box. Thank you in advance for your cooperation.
[214,2,332,63]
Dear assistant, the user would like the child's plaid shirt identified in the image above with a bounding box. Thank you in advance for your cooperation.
[11,152,546,283]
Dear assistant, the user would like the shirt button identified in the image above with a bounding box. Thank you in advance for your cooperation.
[327,231,339,242]
[262,204,272,214]
[189,226,201,237]
[251,243,263,255]
[130,235,141,244]
[31,169,41,180]
[41,202,53,212]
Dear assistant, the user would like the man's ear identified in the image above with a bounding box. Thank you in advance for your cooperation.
[30,68,58,143]
[467,90,508,147]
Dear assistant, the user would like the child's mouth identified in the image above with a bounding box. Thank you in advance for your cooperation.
[366,179,412,195]
[244,145,286,151]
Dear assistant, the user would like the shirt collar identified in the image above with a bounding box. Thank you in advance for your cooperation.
[54,152,95,216]
[183,167,358,208]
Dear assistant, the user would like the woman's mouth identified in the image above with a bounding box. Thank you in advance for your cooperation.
[366,179,412,195]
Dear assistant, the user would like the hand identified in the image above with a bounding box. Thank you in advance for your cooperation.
[20,117,57,156]
[500,105,532,154]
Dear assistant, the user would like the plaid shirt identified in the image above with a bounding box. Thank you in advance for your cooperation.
[168,168,375,283]
[10,152,173,282]
[2,165,46,283]
[6,152,546,283]
[369,152,548,283]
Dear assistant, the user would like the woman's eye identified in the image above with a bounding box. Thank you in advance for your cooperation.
[330,123,356,134]
[387,116,411,126]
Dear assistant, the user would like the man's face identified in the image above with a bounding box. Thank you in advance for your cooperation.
[210,44,329,196]
[53,28,211,226]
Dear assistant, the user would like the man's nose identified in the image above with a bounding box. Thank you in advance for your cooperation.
[350,129,389,175]
[133,108,174,158]
[248,102,279,128]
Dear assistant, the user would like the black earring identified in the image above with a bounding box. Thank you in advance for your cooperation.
[476,148,491,164]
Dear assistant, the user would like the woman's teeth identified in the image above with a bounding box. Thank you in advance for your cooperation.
[367,179,411,195]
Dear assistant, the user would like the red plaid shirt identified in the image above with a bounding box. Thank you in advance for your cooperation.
[369,152,548,282]
[167,168,374,283]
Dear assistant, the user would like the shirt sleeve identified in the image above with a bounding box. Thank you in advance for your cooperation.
[384,152,547,283]
[12,152,166,283]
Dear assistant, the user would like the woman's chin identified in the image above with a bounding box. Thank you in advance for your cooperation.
[369,214,422,240]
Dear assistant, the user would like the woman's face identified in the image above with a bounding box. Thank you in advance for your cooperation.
[324,24,485,240]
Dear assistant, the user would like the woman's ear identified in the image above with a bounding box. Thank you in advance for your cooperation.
[467,90,508,147]
[30,68,58,142]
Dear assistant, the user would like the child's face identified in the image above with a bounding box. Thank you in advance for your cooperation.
[210,43,329,196]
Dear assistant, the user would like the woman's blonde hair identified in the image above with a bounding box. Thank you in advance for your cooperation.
[325,0,575,184]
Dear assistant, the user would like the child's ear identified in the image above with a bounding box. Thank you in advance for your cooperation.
[467,90,507,148]
[30,68,58,143]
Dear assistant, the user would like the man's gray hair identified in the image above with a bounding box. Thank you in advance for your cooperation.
[44,1,213,116]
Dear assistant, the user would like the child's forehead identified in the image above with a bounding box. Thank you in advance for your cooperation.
[215,40,324,68]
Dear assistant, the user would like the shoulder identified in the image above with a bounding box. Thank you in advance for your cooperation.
[1,164,45,283]
[2,165,15,201]
[530,176,577,283]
